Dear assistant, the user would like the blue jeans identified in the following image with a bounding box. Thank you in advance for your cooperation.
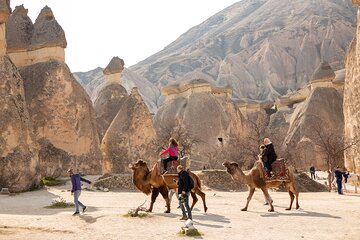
[179,192,192,219]
[74,190,85,212]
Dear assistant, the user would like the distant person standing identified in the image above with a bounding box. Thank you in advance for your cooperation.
[67,169,92,215]
[310,166,316,180]
[177,165,193,220]
[334,166,345,195]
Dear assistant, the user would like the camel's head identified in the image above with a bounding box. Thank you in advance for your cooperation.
[128,159,149,172]
[222,161,239,175]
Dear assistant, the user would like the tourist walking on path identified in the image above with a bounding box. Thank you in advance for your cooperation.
[67,169,92,215]
[177,165,192,220]
[310,166,316,180]
[334,166,345,195]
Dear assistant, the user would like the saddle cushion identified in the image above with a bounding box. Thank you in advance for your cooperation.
[266,158,290,181]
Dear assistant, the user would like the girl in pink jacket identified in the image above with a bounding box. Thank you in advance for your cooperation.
[161,138,179,173]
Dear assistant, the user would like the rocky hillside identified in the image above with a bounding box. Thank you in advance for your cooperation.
[130,0,355,101]
[6,5,102,178]
[344,1,360,174]
[73,67,160,113]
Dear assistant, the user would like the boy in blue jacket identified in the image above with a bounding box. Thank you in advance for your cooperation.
[67,169,92,215]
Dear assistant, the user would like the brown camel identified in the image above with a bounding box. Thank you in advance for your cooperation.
[129,160,208,213]
[223,160,299,212]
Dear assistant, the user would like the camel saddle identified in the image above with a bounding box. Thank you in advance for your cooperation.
[265,158,290,181]
[157,156,190,176]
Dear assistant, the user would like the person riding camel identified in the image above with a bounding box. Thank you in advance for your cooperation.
[261,138,277,177]
[160,138,179,173]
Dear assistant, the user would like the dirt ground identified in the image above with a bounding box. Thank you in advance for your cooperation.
[1,176,360,240]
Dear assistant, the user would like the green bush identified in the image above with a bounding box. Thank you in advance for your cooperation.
[40,177,66,186]
[45,197,74,208]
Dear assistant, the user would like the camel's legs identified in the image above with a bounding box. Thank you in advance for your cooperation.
[260,187,274,212]
[190,191,198,210]
[286,190,294,210]
[147,188,159,212]
[194,187,208,212]
[159,186,170,213]
[286,182,300,210]
[355,184,358,194]
[242,188,255,211]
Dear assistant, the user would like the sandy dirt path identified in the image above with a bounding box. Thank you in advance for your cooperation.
[1,179,360,240]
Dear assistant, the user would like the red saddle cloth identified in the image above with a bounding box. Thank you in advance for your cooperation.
[266,158,290,181]
[156,159,181,176]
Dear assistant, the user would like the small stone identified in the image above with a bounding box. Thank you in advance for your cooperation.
[103,188,109,192]
[1,188,10,194]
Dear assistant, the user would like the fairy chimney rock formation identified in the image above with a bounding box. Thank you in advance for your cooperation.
[102,87,156,173]
[0,0,10,56]
[5,5,32,51]
[0,1,40,191]
[344,1,360,173]
[155,78,245,169]
[6,5,66,67]
[5,5,102,177]
[94,57,128,140]
[103,56,124,86]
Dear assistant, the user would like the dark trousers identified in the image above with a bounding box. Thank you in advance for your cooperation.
[163,156,178,171]
[310,172,315,180]
[336,179,343,194]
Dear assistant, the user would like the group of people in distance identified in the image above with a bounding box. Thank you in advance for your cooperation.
[310,165,351,195]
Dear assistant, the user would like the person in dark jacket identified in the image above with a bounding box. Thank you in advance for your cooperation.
[263,138,277,176]
[177,165,192,220]
[67,169,92,215]
[310,166,316,180]
[334,166,345,195]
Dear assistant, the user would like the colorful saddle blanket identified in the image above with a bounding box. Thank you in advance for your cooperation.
[157,156,190,175]
[266,158,290,181]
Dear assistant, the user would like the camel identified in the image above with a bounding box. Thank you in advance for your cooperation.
[129,159,208,213]
[223,160,299,212]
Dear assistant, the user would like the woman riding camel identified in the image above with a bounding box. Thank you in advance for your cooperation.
[262,138,277,177]
[160,138,179,173]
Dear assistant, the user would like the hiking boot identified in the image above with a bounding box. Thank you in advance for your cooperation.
[72,212,80,216]
[180,216,188,221]
[82,206,87,213]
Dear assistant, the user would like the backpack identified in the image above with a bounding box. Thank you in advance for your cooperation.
[188,175,194,190]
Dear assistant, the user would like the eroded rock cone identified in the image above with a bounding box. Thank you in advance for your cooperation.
[102,88,156,173]
[154,78,245,169]
[5,5,32,52]
[94,84,128,140]
[19,60,102,177]
[30,5,66,50]
[94,57,128,140]
[0,56,39,191]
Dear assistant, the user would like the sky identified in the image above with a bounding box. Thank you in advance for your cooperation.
[11,0,240,72]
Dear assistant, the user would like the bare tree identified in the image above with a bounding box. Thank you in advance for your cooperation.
[152,124,200,158]
[310,121,358,191]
